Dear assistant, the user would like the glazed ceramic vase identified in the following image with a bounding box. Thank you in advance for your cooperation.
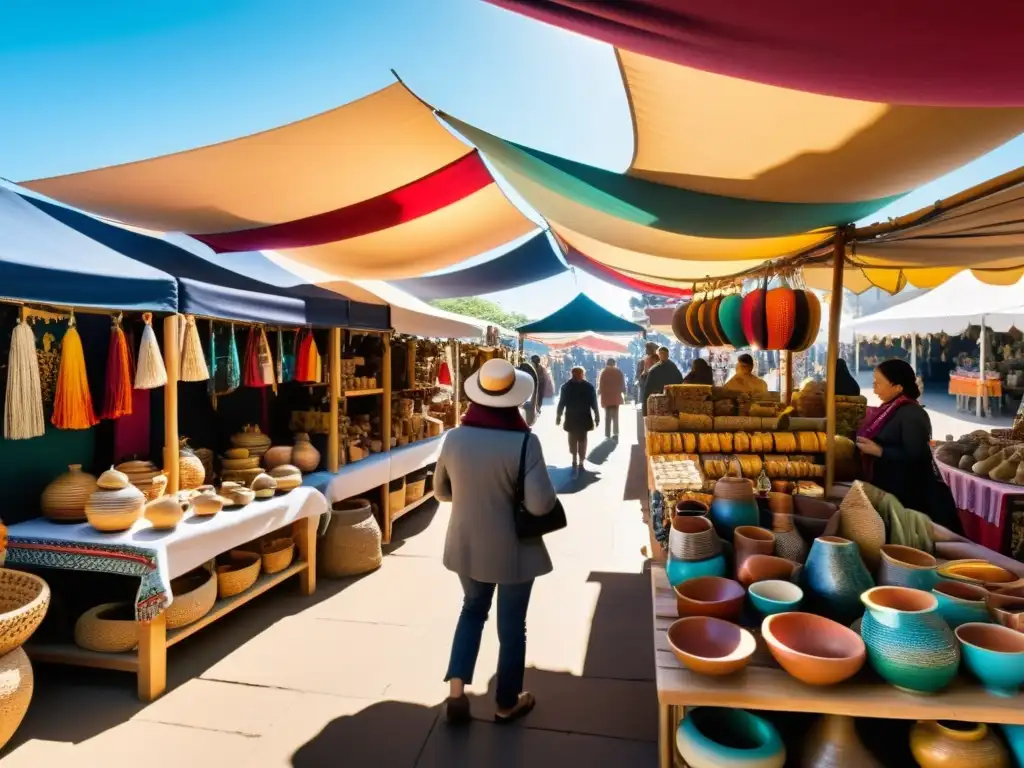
[40,464,97,522]
[878,545,939,590]
[711,477,759,542]
[1001,725,1024,768]
[910,721,1009,768]
[933,580,991,629]
[676,707,785,768]
[860,586,959,694]
[669,516,721,562]
[802,715,881,768]
[291,433,321,473]
[801,536,874,625]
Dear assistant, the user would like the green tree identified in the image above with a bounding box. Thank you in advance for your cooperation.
[430,297,530,330]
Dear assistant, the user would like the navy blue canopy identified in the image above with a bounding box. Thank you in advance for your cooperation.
[23,194,388,330]
[517,293,644,335]
[392,231,566,300]
[0,188,177,312]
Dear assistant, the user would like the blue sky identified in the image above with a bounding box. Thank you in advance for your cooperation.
[3,0,1023,320]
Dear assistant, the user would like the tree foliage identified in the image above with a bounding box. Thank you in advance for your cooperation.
[430,297,531,330]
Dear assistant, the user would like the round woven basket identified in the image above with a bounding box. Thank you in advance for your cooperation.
[0,570,51,657]
[74,602,138,653]
[216,551,261,599]
[0,646,33,751]
[319,499,382,578]
[165,568,217,630]
[388,478,406,512]
[405,478,426,505]
[261,537,295,575]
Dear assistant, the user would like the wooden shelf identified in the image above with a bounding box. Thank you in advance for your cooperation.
[344,388,383,398]
[390,490,436,523]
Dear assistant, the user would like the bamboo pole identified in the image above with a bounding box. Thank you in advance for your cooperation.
[452,339,461,427]
[327,328,341,473]
[825,234,847,493]
[978,318,987,418]
[162,314,180,494]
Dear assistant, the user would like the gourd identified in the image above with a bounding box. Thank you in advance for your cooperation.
[959,454,976,471]
[974,445,995,462]
[973,448,1006,477]
[990,452,1021,483]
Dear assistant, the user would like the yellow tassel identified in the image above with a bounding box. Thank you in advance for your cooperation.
[179,315,210,382]
[135,312,167,389]
[52,316,98,430]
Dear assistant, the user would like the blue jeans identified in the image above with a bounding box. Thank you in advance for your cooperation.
[445,576,534,710]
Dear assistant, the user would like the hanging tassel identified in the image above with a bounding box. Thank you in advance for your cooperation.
[4,317,45,440]
[226,324,241,392]
[135,312,167,389]
[295,330,311,382]
[101,314,133,420]
[179,314,210,382]
[52,313,99,430]
[275,329,284,384]
[207,319,218,399]
[243,327,263,387]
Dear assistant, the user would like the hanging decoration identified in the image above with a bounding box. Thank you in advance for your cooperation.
[280,329,296,383]
[212,323,241,396]
[4,317,45,440]
[135,312,167,389]
[765,284,797,350]
[52,313,98,430]
[717,293,747,348]
[741,282,769,349]
[243,326,262,388]
[295,329,322,383]
[258,327,277,393]
[178,314,210,382]
[101,314,133,420]
[207,319,217,398]
[37,330,59,406]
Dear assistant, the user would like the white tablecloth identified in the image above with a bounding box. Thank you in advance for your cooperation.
[5,487,327,620]
[389,436,444,480]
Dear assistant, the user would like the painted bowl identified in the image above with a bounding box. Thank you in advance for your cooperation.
[748,580,804,616]
[667,554,727,588]
[669,515,721,562]
[674,576,745,620]
[938,559,1020,590]
[666,617,756,677]
[762,611,866,686]
[988,584,1024,633]
[737,555,802,589]
[933,580,992,629]
[878,545,939,590]
[956,622,1024,697]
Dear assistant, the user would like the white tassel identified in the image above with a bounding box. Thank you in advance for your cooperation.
[179,315,210,382]
[135,312,167,389]
[4,319,45,440]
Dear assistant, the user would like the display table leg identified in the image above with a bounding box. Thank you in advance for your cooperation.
[294,514,318,596]
[658,701,675,768]
[137,612,167,702]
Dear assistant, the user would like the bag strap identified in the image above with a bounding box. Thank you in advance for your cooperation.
[515,432,531,507]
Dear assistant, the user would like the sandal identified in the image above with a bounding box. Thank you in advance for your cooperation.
[494,692,536,724]
[446,694,471,725]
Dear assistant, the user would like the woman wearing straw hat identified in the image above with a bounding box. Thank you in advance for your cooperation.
[435,358,558,726]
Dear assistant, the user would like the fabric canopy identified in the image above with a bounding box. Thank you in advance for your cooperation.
[484,1,1024,107]
[517,293,643,335]
[561,245,691,299]
[20,82,535,280]
[0,188,177,312]
[391,231,566,300]
[545,333,630,354]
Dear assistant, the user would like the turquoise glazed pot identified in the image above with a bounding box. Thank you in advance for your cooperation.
[711,477,760,543]
[877,545,939,591]
[956,622,1024,697]
[1002,725,1024,766]
[801,536,874,625]
[667,554,727,588]
[860,586,960,694]
[932,580,992,630]
[676,707,785,768]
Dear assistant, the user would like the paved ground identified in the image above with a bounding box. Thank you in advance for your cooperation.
[2,407,656,767]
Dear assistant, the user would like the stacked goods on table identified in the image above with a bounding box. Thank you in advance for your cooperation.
[934,429,1024,485]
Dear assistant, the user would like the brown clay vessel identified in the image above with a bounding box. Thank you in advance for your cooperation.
[733,526,775,569]
[666,616,756,676]
[674,576,744,620]
[762,611,866,685]
[737,554,801,588]
[988,584,1024,632]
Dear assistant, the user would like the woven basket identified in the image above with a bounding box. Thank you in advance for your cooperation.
[74,602,138,653]
[0,646,33,751]
[0,570,50,656]
[260,537,295,575]
[838,481,886,569]
[165,568,216,630]
[389,478,406,512]
[216,551,261,599]
[319,499,383,578]
[405,478,426,505]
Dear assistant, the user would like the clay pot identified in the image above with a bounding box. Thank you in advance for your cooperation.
[762,612,865,686]
[40,464,97,522]
[676,707,785,768]
[674,576,745,620]
[250,473,278,499]
[733,526,775,570]
[956,622,1024,697]
[666,554,728,588]
[85,485,145,532]
[802,715,881,768]
[878,544,939,590]
[144,496,190,530]
[192,488,225,517]
[933,580,991,629]
[767,491,793,516]
[669,515,721,562]
[269,464,302,492]
[291,433,321,473]
[802,536,874,625]
[263,445,293,471]
[939,559,1020,590]
[911,721,1009,768]
[737,554,801,589]
[988,584,1024,632]
[674,498,710,518]
[666,616,756,677]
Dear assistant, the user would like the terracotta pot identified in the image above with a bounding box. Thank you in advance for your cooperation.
[40,464,97,522]
[666,616,756,677]
[933,580,991,629]
[674,498,710,518]
[939,559,1020,590]
[291,433,321,473]
[802,715,881,768]
[802,536,874,625]
[669,515,721,562]
[988,584,1024,632]
[737,554,801,589]
[910,721,1009,768]
[263,445,293,471]
[674,576,745,620]
[676,707,785,768]
[733,526,775,570]
[144,496,189,530]
[762,612,865,686]
[878,544,939,590]
[956,622,1024,697]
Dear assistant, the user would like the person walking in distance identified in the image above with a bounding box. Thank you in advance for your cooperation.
[598,358,626,440]
[530,355,550,412]
[556,366,600,478]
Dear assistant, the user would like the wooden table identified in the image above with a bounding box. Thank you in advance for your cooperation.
[651,564,1024,768]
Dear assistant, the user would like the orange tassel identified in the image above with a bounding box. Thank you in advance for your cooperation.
[101,316,133,420]
[52,315,98,430]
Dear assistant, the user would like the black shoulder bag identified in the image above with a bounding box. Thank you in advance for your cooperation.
[514,432,567,539]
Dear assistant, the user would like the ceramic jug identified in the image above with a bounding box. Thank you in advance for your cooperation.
[911,721,1009,768]
[802,715,881,768]
[801,536,874,624]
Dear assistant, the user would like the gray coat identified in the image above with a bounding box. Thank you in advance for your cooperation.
[435,427,556,584]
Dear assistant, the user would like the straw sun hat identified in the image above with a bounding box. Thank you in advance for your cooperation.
[464,359,535,409]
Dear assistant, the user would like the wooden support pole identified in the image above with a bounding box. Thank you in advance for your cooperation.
[825,234,847,493]
[137,612,167,702]
[407,339,417,390]
[452,340,461,426]
[978,318,987,419]
[381,333,393,545]
[293,513,318,596]
[162,315,180,494]
[781,350,794,406]
[327,327,341,473]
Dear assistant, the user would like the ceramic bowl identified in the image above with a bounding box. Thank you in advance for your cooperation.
[762,611,866,685]
[674,498,710,518]
[666,616,756,677]
[878,545,939,590]
[933,580,992,629]
[737,555,802,589]
[674,576,745,620]
[669,515,721,561]
[988,584,1024,633]
[956,622,1024,697]
[666,554,727,588]
[938,559,1020,590]
[748,580,804,616]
